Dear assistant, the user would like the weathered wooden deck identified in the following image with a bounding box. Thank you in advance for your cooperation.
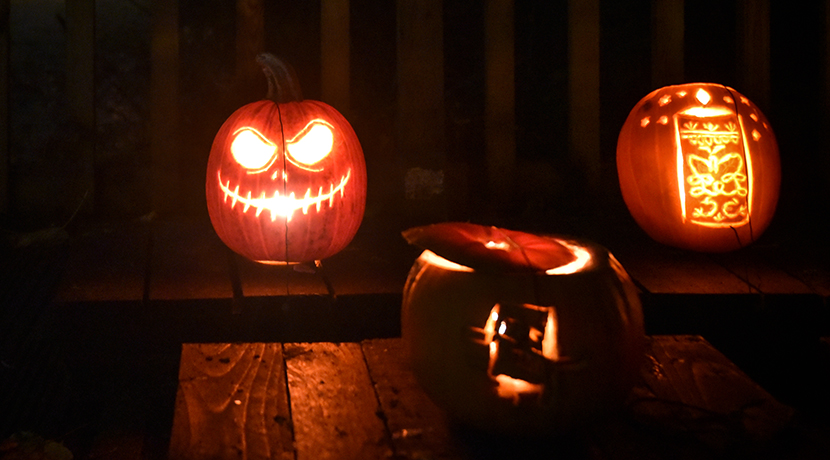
[167,336,797,460]
[2,216,829,459]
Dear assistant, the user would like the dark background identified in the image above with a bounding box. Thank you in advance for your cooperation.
[2,1,829,453]
[3,0,828,245]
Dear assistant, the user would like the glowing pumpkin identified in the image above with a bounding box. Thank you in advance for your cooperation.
[401,223,644,434]
[206,54,366,263]
[616,83,780,252]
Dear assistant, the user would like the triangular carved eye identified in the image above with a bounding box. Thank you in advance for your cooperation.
[286,120,334,168]
[231,127,278,171]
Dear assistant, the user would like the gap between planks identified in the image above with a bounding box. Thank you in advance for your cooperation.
[167,337,797,460]
[168,340,458,460]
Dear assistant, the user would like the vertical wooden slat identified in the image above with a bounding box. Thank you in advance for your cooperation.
[826,0,830,124]
[151,0,179,214]
[485,0,515,209]
[651,0,684,87]
[148,219,235,301]
[736,0,770,111]
[824,0,830,211]
[568,0,600,188]
[55,223,150,303]
[236,0,265,82]
[321,0,350,113]
[397,0,445,218]
[65,0,95,211]
[0,0,7,213]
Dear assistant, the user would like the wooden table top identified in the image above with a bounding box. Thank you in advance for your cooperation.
[2,216,828,459]
[49,216,830,349]
[53,216,830,305]
[166,336,798,460]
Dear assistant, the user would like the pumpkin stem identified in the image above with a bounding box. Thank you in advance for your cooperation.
[256,53,303,103]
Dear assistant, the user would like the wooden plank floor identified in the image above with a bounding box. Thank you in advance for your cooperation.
[167,336,810,460]
[2,216,829,458]
[52,216,830,300]
[52,216,830,335]
[49,217,830,403]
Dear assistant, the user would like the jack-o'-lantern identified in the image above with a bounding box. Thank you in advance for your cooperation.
[206,53,367,263]
[616,83,780,252]
[401,222,644,434]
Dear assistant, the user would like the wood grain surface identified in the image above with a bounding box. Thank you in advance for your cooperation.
[168,336,803,460]
[284,342,389,460]
[169,343,293,460]
[629,335,795,454]
[361,338,462,459]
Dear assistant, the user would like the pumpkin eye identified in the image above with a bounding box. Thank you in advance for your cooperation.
[286,120,334,167]
[231,127,278,170]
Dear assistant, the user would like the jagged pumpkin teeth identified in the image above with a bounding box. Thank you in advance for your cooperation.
[206,53,366,264]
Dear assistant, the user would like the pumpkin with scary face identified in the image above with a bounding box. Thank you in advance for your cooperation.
[206,54,367,263]
[616,83,780,252]
[401,223,644,434]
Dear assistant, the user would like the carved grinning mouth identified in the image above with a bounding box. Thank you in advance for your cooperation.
[218,169,351,221]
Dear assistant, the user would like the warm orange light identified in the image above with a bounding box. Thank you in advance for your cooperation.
[488,341,545,403]
[493,374,544,402]
[545,241,592,275]
[418,250,475,272]
[484,240,512,251]
[231,127,278,170]
[676,116,749,228]
[286,119,334,169]
[218,169,351,221]
[695,88,711,105]
[541,309,559,361]
[482,307,500,343]
[681,106,734,118]
[420,239,592,275]
[618,83,781,252]
[479,303,561,404]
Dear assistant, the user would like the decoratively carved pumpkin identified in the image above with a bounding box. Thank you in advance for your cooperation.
[206,54,366,263]
[617,83,780,252]
[401,223,644,434]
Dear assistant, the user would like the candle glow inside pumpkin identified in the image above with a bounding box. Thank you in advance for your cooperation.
[417,236,593,403]
[616,83,780,252]
[401,222,645,434]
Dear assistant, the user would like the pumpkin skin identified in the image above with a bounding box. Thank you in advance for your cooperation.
[616,83,780,252]
[401,223,644,435]
[206,55,366,263]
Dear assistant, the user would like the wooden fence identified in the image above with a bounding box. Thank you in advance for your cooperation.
[1,0,827,237]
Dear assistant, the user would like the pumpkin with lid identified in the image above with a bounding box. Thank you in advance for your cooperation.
[401,222,644,434]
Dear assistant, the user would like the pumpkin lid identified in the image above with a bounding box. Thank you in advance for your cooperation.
[402,222,578,273]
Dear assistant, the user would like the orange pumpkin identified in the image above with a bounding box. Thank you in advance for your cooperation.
[401,223,644,434]
[616,83,780,252]
[206,54,366,263]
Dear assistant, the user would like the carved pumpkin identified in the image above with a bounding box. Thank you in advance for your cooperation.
[206,54,367,263]
[401,223,644,434]
[616,83,780,252]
